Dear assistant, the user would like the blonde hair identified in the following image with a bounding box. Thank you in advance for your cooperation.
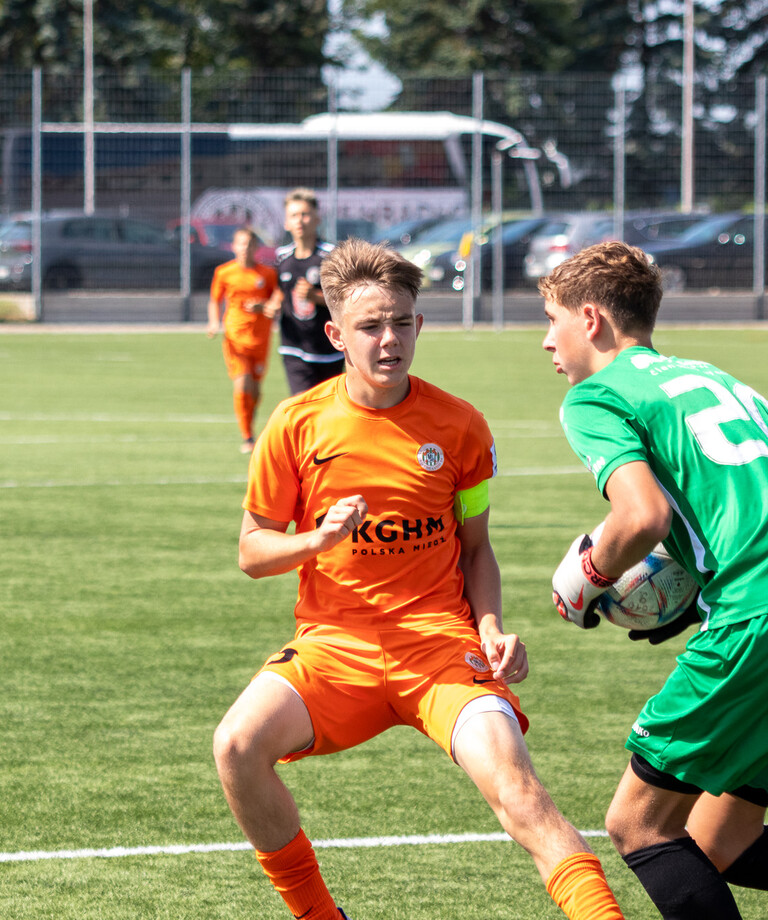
[538,240,663,334]
[320,238,422,319]
[284,187,318,210]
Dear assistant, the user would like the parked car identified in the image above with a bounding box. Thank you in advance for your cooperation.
[523,213,612,283]
[0,212,231,291]
[374,215,447,248]
[620,212,708,245]
[428,216,553,291]
[644,212,761,291]
[396,216,475,285]
[330,217,381,242]
[522,211,708,283]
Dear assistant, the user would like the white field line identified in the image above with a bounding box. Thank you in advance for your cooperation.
[0,476,247,489]
[0,412,232,424]
[0,468,588,489]
[0,829,607,863]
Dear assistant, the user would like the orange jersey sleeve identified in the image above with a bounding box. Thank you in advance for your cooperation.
[243,375,496,630]
[211,260,278,352]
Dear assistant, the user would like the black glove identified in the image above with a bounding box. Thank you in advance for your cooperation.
[628,595,700,645]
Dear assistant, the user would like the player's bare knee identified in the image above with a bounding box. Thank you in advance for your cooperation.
[213,716,266,777]
[605,800,634,853]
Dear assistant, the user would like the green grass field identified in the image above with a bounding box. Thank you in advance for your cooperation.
[2,323,767,920]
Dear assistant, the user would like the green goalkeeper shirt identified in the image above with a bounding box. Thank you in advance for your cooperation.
[559,346,768,628]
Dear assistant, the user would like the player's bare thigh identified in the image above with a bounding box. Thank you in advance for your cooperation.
[214,672,314,767]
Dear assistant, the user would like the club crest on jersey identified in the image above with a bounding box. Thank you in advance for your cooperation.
[417,443,444,472]
[465,652,490,673]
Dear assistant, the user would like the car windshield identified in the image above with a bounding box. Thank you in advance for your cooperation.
[0,221,31,243]
[204,224,241,245]
[674,215,741,245]
[414,218,472,244]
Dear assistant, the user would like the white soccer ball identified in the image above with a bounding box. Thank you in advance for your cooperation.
[590,523,699,631]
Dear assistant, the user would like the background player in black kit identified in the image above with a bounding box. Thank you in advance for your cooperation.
[274,187,345,394]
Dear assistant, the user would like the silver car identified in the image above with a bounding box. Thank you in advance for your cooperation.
[0,211,230,291]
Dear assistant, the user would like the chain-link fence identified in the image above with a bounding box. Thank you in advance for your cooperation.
[1,68,766,323]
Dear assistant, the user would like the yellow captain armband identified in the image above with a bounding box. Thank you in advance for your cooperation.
[453,479,490,524]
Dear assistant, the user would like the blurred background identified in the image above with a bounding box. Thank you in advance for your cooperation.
[1,0,768,323]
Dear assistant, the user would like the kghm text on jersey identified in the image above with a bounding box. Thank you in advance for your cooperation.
[350,515,447,555]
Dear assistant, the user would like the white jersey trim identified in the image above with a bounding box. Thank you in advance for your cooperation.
[278,346,344,364]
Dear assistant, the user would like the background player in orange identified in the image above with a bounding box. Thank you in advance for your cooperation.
[213,238,626,920]
[207,227,281,452]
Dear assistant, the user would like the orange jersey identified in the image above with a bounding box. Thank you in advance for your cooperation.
[243,374,497,630]
[210,259,278,352]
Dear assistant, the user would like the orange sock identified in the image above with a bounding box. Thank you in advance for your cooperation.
[546,852,625,919]
[255,829,339,920]
[233,391,256,440]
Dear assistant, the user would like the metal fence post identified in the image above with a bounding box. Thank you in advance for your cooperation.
[180,68,192,321]
[754,75,766,321]
[32,68,43,322]
[613,79,626,243]
[327,77,338,243]
[463,71,483,329]
[491,148,503,329]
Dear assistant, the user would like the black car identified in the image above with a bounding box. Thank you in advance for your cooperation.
[429,217,552,291]
[0,211,231,291]
[644,212,761,291]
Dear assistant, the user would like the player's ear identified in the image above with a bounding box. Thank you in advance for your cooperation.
[415,312,424,337]
[583,303,602,340]
[325,319,345,353]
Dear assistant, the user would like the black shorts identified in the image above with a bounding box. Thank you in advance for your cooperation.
[283,354,345,395]
[631,754,768,806]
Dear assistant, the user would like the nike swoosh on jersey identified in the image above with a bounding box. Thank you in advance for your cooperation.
[472,676,497,685]
[294,910,312,919]
[568,587,585,610]
[267,647,299,665]
[312,452,348,465]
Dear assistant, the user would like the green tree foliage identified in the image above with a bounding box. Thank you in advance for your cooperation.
[0,0,331,72]
[339,0,579,76]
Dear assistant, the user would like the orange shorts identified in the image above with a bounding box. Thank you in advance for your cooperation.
[255,621,529,763]
[222,338,269,381]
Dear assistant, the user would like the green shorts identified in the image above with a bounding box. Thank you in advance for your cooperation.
[626,614,768,796]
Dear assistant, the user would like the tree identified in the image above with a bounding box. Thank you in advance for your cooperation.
[0,0,332,72]
[339,0,579,76]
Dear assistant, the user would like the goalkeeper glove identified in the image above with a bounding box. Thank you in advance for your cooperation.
[628,595,701,644]
[552,532,616,629]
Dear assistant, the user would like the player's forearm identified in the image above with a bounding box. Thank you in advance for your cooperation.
[597,461,673,576]
[207,299,221,328]
[460,544,504,639]
[239,528,325,579]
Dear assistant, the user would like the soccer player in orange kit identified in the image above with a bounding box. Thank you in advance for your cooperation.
[207,227,281,452]
[212,238,626,920]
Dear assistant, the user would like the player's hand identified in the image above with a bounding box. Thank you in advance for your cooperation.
[315,495,368,551]
[206,322,220,339]
[243,300,264,314]
[628,595,701,644]
[294,277,313,301]
[552,532,616,629]
[482,632,529,684]
[262,298,281,319]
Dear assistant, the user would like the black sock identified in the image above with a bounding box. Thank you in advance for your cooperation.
[722,825,768,890]
[623,836,742,920]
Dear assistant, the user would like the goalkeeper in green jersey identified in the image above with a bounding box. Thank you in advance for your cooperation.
[540,240,768,920]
